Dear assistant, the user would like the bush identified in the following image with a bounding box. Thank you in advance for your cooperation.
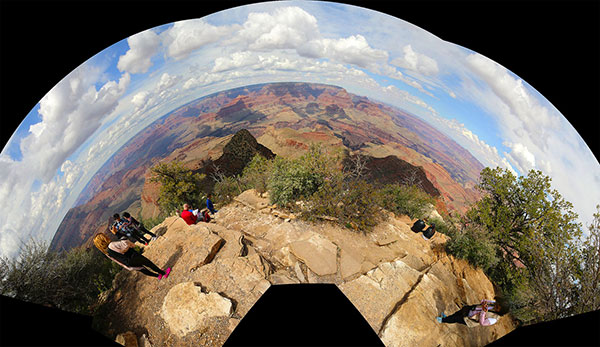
[242,154,274,196]
[304,177,380,233]
[214,175,248,205]
[0,241,120,315]
[445,225,500,272]
[378,184,435,219]
[268,144,341,207]
[268,157,324,206]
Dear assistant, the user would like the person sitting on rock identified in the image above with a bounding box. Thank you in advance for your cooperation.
[93,233,171,280]
[181,203,198,225]
[122,211,157,241]
[206,193,218,214]
[111,213,150,245]
[180,203,211,225]
[436,299,507,326]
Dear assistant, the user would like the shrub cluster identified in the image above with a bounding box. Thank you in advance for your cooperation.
[0,241,120,315]
[378,184,435,219]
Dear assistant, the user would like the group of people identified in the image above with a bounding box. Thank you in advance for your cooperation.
[180,194,218,226]
[110,212,157,245]
[93,194,220,280]
[93,211,166,280]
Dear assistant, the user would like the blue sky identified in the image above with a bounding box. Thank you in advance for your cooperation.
[0,1,598,259]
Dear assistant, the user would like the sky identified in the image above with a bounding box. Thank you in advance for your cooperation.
[0,1,598,259]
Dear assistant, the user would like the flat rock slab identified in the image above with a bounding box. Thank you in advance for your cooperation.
[289,234,338,276]
[161,282,232,338]
[234,189,270,210]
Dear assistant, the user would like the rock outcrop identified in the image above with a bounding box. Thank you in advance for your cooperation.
[93,189,515,346]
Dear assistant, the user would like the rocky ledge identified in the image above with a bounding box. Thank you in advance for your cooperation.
[94,189,516,346]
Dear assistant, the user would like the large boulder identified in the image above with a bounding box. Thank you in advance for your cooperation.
[161,282,233,338]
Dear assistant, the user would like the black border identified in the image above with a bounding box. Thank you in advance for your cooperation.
[1,1,599,346]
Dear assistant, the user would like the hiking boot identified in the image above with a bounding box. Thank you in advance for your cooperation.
[164,267,171,278]
[158,274,163,280]
[436,317,442,323]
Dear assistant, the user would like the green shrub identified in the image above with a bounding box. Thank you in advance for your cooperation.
[242,154,274,195]
[445,225,500,272]
[268,157,324,206]
[0,241,120,315]
[303,177,380,233]
[149,160,205,215]
[268,144,340,207]
[214,175,248,205]
[378,184,435,219]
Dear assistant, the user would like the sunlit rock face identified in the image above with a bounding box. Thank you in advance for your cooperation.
[93,189,515,346]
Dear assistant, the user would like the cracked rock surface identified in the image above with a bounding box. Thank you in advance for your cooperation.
[94,189,516,347]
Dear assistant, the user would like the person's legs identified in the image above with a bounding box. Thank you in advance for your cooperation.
[131,230,150,244]
[130,254,166,275]
[441,305,473,324]
[137,268,160,277]
[141,226,156,238]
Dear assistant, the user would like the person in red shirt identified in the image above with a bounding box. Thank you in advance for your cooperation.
[181,203,198,225]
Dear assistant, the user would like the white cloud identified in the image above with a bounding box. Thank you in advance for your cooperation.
[465,53,561,151]
[237,6,320,51]
[381,85,437,115]
[503,141,536,174]
[391,45,439,76]
[433,117,518,176]
[213,51,259,72]
[299,35,388,68]
[162,20,238,60]
[0,65,129,258]
[117,29,161,74]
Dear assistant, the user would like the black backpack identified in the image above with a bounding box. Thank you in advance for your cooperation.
[423,224,436,239]
[411,219,426,233]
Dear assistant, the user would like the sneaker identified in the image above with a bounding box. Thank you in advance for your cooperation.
[151,236,157,241]
[164,267,171,278]
[441,312,447,318]
[144,242,148,246]
[158,274,163,280]
[436,317,442,323]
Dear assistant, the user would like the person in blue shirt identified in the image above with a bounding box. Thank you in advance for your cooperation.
[206,193,218,214]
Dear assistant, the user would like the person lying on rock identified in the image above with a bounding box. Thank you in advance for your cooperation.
[122,211,157,241]
[180,203,211,225]
[111,213,150,245]
[93,233,171,280]
[436,299,507,326]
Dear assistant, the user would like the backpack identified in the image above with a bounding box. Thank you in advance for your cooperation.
[203,210,211,223]
[411,219,426,233]
[423,225,436,239]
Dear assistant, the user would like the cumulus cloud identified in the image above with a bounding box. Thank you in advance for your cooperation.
[299,35,388,68]
[503,141,536,174]
[117,29,161,74]
[162,20,238,60]
[19,68,129,183]
[465,53,561,151]
[0,64,130,258]
[391,45,439,76]
[237,6,320,51]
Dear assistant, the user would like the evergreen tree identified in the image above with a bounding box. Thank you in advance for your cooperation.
[149,160,205,214]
